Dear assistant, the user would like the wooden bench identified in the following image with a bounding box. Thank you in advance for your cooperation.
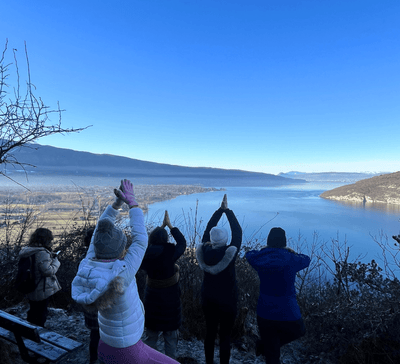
[0,309,82,363]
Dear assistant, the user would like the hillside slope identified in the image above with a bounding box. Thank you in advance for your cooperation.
[320,171,400,204]
[5,143,305,186]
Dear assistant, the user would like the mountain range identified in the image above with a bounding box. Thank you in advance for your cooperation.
[4,143,306,187]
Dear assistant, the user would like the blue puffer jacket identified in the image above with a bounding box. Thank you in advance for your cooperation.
[246,247,310,321]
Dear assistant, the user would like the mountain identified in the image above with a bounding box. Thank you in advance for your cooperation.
[4,143,306,187]
[320,171,400,204]
[279,171,385,183]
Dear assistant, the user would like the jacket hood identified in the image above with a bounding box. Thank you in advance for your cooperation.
[71,257,127,306]
[19,246,49,258]
[196,243,237,275]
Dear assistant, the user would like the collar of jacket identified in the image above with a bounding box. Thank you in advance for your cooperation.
[196,243,237,275]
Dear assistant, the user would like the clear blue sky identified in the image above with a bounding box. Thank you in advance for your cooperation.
[2,0,399,174]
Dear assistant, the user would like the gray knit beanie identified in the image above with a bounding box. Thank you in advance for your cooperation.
[210,226,228,246]
[267,227,287,248]
[93,218,127,259]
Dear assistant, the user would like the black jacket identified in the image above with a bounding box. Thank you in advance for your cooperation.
[196,207,242,311]
[140,227,186,331]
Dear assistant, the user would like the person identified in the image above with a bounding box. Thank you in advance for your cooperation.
[245,227,311,364]
[19,228,61,327]
[80,227,100,364]
[140,210,187,359]
[196,194,242,364]
[71,179,179,364]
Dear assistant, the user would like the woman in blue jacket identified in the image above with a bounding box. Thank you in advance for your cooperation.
[246,227,310,364]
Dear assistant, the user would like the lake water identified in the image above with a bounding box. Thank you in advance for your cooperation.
[3,174,400,278]
[145,182,400,278]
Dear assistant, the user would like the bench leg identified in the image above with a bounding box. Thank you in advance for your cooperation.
[13,332,50,364]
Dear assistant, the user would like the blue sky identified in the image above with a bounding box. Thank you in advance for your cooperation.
[2,0,399,174]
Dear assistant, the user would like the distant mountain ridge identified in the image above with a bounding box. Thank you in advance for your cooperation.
[5,143,306,187]
[279,171,385,183]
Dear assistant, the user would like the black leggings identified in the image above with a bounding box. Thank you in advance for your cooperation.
[27,298,49,327]
[202,304,237,364]
[89,328,100,363]
[257,315,306,364]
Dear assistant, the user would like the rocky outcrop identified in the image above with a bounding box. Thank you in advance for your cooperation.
[320,171,400,204]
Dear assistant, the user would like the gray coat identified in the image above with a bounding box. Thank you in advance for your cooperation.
[19,246,61,301]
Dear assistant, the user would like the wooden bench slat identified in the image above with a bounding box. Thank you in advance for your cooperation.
[0,326,68,361]
[0,310,83,363]
[0,310,40,343]
[38,328,82,351]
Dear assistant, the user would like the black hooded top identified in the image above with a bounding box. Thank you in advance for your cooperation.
[196,207,242,311]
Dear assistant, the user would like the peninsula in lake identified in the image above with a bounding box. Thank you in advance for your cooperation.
[320,171,400,204]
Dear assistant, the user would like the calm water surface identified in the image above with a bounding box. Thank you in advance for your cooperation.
[4,175,400,276]
[146,183,400,274]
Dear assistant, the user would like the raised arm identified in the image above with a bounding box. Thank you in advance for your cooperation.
[202,207,224,243]
[224,208,242,251]
[171,227,187,262]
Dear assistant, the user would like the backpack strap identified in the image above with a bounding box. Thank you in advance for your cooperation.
[31,253,44,292]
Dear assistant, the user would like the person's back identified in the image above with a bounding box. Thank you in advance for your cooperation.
[246,227,310,364]
[140,211,186,359]
[246,246,310,321]
[199,241,238,306]
[196,194,242,364]
[72,179,179,364]
[19,228,61,327]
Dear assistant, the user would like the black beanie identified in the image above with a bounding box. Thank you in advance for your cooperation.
[149,227,169,245]
[267,227,287,248]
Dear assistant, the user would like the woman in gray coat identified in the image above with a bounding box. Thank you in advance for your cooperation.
[18,228,61,327]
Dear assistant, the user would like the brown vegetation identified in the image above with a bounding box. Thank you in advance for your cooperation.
[1,191,400,363]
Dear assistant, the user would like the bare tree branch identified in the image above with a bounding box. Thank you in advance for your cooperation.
[0,39,90,181]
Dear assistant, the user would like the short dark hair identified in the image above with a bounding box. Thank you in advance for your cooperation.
[29,228,54,249]
[149,227,168,245]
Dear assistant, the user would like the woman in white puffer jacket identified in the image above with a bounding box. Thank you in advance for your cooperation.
[72,179,178,364]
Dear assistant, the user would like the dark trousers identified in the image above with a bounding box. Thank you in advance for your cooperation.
[202,305,237,364]
[257,315,306,364]
[89,328,100,363]
[27,298,49,327]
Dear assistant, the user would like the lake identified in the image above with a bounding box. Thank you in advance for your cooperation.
[3,174,400,278]
[145,182,400,278]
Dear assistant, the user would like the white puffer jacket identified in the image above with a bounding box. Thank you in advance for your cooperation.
[72,205,148,348]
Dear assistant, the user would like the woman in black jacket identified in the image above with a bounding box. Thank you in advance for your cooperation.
[196,194,242,364]
[140,210,187,359]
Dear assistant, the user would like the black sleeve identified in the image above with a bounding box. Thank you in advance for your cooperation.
[225,208,242,252]
[202,207,224,243]
[170,227,187,262]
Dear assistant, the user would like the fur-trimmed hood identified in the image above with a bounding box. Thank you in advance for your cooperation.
[196,242,237,275]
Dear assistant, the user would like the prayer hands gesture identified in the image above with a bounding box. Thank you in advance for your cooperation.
[221,194,228,210]
[161,210,173,229]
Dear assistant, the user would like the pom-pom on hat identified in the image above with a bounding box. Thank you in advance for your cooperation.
[93,218,127,259]
[210,226,228,246]
[267,227,287,248]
